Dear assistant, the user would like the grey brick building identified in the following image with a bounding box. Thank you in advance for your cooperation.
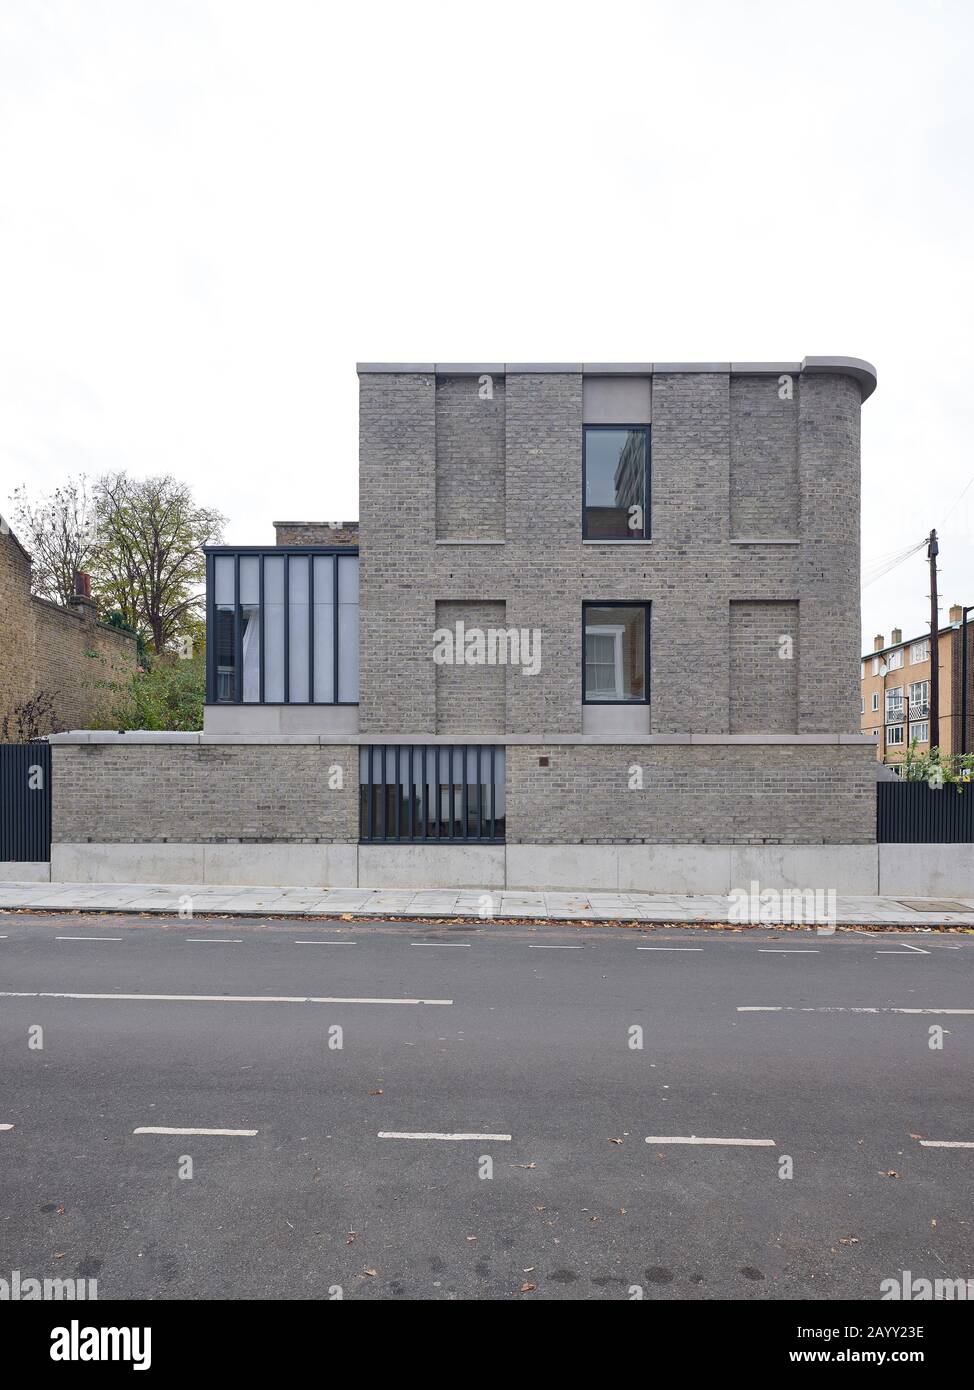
[49,358,885,893]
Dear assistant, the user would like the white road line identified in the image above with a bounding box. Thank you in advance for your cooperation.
[636,946,703,952]
[55,936,123,942]
[134,1126,257,1137]
[918,1140,974,1149]
[0,1124,13,1132]
[0,991,452,1006]
[528,944,582,950]
[893,943,931,953]
[378,1131,511,1142]
[185,938,242,944]
[645,1135,775,1147]
[738,1006,974,1015]
[758,949,819,954]
[294,940,356,945]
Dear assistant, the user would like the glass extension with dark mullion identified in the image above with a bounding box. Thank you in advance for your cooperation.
[360,745,506,843]
[205,548,359,704]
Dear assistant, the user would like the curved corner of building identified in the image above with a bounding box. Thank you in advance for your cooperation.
[802,356,878,402]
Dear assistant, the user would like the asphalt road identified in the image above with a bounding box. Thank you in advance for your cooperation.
[0,912,972,1301]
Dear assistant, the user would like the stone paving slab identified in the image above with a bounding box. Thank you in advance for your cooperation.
[2,880,974,925]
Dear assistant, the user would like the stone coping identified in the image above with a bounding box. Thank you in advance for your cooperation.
[356,357,877,401]
[48,731,876,747]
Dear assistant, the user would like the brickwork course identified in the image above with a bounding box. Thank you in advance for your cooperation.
[0,524,136,733]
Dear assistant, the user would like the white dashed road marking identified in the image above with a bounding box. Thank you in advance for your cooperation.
[645,1135,775,1147]
[378,1131,511,1142]
[0,991,452,1006]
[637,946,703,952]
[134,1126,257,1137]
[55,936,122,942]
[738,1006,974,1014]
[917,1140,974,1149]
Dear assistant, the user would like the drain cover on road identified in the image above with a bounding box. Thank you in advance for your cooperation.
[896,899,973,913]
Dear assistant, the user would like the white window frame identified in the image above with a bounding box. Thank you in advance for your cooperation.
[584,624,625,701]
[909,721,929,744]
[887,648,903,670]
[871,692,879,712]
[886,724,904,746]
[909,639,930,664]
[885,686,903,720]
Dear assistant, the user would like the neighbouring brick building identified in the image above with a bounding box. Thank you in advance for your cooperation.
[0,520,137,734]
[49,357,891,893]
[860,607,974,766]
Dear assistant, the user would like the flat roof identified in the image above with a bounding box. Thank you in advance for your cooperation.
[356,356,878,401]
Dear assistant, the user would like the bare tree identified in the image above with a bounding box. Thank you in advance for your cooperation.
[9,477,99,606]
[93,472,225,654]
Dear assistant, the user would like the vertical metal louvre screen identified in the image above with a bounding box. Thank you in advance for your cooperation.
[360,745,505,843]
[0,743,52,862]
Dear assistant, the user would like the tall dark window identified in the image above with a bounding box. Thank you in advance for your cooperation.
[583,425,650,539]
[205,548,358,704]
[583,602,649,703]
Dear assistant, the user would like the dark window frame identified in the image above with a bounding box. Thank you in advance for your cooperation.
[582,600,651,705]
[204,545,359,706]
[359,744,506,844]
[582,424,652,540]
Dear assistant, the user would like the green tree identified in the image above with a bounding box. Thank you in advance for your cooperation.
[92,472,225,654]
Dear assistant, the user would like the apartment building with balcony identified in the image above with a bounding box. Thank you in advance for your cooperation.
[49,357,883,892]
[861,606,974,767]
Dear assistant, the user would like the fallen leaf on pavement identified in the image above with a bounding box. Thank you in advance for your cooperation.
[520,1282,537,1292]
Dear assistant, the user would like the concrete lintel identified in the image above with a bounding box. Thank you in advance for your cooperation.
[688,733,839,745]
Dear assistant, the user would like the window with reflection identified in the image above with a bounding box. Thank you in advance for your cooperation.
[206,549,359,704]
[583,426,650,539]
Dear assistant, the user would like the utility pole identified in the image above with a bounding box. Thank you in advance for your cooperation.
[928,529,940,750]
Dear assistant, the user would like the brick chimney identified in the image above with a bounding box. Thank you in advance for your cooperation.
[874,634,885,651]
[949,604,963,622]
[68,570,97,622]
[891,627,902,645]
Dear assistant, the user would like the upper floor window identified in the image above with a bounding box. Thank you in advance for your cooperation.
[583,602,649,702]
[583,426,650,539]
[206,548,358,705]
[910,639,930,664]
[887,648,903,670]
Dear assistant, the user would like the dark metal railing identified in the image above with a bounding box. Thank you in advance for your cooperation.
[360,745,505,843]
[877,780,974,843]
[0,742,52,862]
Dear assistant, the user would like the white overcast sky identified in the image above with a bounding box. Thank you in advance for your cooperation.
[1,0,972,649]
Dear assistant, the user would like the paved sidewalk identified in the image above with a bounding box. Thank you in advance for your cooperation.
[2,879,974,925]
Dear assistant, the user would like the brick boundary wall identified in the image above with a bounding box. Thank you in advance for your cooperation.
[52,738,876,847]
[53,743,358,843]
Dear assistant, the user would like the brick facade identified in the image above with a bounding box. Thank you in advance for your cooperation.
[359,366,863,740]
[507,742,876,845]
[0,525,136,733]
[53,743,357,843]
[273,522,359,547]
